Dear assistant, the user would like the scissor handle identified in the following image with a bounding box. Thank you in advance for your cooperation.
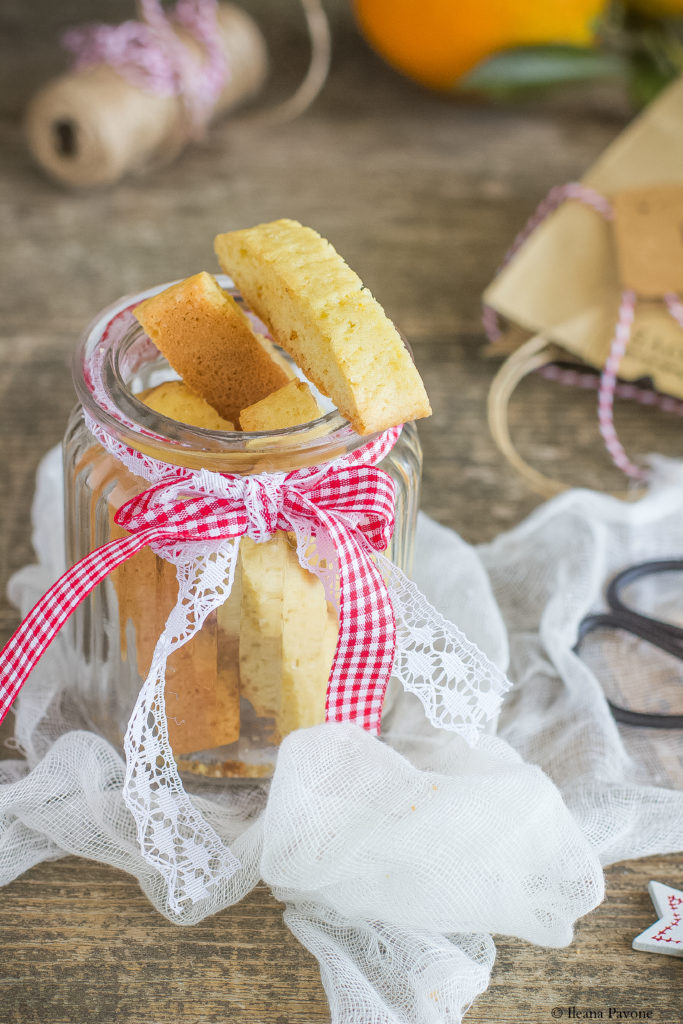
[575,612,683,729]
[575,612,683,661]
[607,702,683,730]
[607,559,683,644]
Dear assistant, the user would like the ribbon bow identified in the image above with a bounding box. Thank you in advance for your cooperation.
[0,426,400,734]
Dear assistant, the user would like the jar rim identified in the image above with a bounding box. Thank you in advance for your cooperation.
[73,278,381,471]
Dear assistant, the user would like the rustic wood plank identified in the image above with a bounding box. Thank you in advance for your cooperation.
[0,852,680,1024]
[1,1,681,1022]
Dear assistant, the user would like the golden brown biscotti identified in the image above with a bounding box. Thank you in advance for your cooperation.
[164,625,241,756]
[239,379,322,431]
[138,380,234,431]
[214,220,432,435]
[133,271,290,423]
[106,462,240,755]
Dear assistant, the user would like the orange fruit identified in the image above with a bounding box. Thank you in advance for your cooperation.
[353,0,610,90]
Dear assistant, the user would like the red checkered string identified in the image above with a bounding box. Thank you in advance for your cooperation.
[0,424,401,735]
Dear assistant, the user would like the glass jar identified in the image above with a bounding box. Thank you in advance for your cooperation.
[63,283,423,781]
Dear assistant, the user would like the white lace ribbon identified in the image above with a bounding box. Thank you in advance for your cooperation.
[123,538,241,913]
[83,413,511,912]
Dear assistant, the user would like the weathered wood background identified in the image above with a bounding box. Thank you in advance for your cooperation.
[0,1,681,1022]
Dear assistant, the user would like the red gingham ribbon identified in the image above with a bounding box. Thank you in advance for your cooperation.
[0,426,401,735]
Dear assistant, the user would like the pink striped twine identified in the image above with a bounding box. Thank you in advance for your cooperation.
[665,292,683,330]
[62,0,228,132]
[597,289,647,480]
[483,182,683,482]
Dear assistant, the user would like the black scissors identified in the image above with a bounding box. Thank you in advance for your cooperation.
[575,559,683,729]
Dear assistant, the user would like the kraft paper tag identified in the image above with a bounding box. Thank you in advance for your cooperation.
[613,184,683,297]
[484,75,683,400]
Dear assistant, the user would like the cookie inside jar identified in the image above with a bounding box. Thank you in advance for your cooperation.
[66,219,428,781]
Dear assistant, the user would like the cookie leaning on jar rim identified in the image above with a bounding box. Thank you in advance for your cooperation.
[96,218,431,777]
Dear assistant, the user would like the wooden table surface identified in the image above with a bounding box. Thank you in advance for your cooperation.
[1,2,681,1022]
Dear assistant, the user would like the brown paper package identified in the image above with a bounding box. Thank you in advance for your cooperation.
[484,76,683,401]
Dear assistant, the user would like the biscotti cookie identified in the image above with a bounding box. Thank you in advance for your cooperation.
[278,540,338,736]
[107,467,240,755]
[164,625,241,755]
[134,271,290,423]
[239,379,322,431]
[238,533,288,723]
[214,220,431,434]
[138,380,234,431]
[238,532,338,739]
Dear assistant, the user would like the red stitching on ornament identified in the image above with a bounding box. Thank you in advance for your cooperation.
[652,893,682,944]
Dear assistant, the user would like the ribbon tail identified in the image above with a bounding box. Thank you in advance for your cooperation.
[377,554,511,742]
[0,528,159,725]
[289,506,396,737]
[122,536,242,915]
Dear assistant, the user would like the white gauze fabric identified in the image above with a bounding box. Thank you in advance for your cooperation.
[2,448,681,1023]
[81,416,510,915]
[477,455,683,866]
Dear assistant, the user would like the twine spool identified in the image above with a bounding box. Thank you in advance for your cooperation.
[24,3,268,188]
[487,333,643,501]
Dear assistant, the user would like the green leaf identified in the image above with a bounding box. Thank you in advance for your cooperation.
[628,52,675,106]
[457,44,628,98]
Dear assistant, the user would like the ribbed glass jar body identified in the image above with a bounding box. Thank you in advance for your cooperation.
[63,285,422,780]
